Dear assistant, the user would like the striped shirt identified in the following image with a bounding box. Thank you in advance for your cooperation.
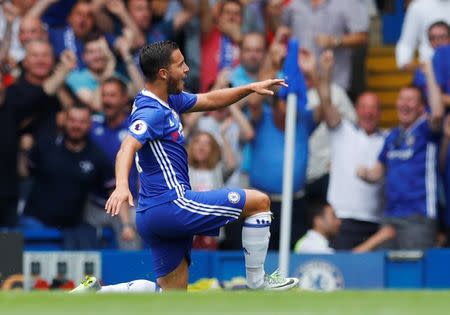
[128,90,197,211]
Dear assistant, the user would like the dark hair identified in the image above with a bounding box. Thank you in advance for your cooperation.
[306,201,330,229]
[83,33,102,47]
[428,20,450,37]
[220,0,243,13]
[102,77,128,95]
[68,102,92,115]
[139,40,179,82]
[405,84,426,105]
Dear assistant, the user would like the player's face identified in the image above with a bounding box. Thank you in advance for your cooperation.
[83,40,107,73]
[396,88,424,128]
[167,49,189,94]
[191,134,212,163]
[127,0,151,31]
[101,82,127,120]
[69,2,94,38]
[23,42,54,80]
[19,17,46,45]
[64,108,91,143]
[240,34,266,75]
[428,25,450,49]
[356,93,380,135]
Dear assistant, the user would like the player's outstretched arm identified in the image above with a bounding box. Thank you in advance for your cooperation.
[105,135,142,216]
[187,79,287,113]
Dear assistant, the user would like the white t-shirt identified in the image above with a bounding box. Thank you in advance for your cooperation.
[396,0,450,68]
[189,165,224,192]
[294,230,334,254]
[197,116,241,188]
[306,84,357,182]
[327,120,385,222]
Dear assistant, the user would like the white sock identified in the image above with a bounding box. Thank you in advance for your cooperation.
[99,280,160,293]
[242,212,271,289]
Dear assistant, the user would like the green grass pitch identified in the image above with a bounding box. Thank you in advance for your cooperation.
[1,290,450,315]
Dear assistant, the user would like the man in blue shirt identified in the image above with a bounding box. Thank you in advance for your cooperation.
[248,88,317,250]
[102,41,298,291]
[87,78,140,249]
[357,62,443,250]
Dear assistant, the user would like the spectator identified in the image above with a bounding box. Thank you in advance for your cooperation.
[294,202,341,254]
[304,49,356,207]
[318,51,385,250]
[230,32,268,87]
[282,0,369,93]
[242,0,285,45]
[199,0,242,92]
[395,0,450,70]
[1,14,48,85]
[21,104,115,250]
[90,0,144,48]
[87,78,140,249]
[126,0,195,46]
[187,130,237,250]
[30,0,116,69]
[65,35,144,112]
[0,42,76,228]
[413,21,450,110]
[357,61,443,250]
[0,2,19,67]
[6,40,76,144]
[0,0,36,63]
[246,37,320,250]
[18,16,48,50]
[194,70,255,186]
[188,130,236,192]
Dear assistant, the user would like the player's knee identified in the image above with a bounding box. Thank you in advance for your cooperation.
[256,191,271,211]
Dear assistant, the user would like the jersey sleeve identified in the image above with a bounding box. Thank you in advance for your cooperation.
[128,107,165,144]
[169,91,198,113]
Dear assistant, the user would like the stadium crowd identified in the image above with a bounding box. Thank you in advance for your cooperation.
[0,0,450,254]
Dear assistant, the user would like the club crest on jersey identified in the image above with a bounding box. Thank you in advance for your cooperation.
[228,191,240,204]
[130,120,147,135]
[406,135,415,147]
[79,160,94,174]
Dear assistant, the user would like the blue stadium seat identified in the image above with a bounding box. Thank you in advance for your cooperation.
[22,228,63,250]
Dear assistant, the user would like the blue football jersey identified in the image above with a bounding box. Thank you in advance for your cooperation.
[128,89,197,211]
[378,116,439,218]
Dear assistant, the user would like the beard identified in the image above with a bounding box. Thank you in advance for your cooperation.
[167,76,182,94]
[63,128,87,146]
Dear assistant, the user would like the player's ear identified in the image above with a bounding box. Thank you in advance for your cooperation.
[159,68,169,80]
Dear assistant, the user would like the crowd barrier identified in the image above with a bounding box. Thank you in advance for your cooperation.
[100,249,450,290]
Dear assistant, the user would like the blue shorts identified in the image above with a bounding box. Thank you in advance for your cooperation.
[136,188,246,279]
